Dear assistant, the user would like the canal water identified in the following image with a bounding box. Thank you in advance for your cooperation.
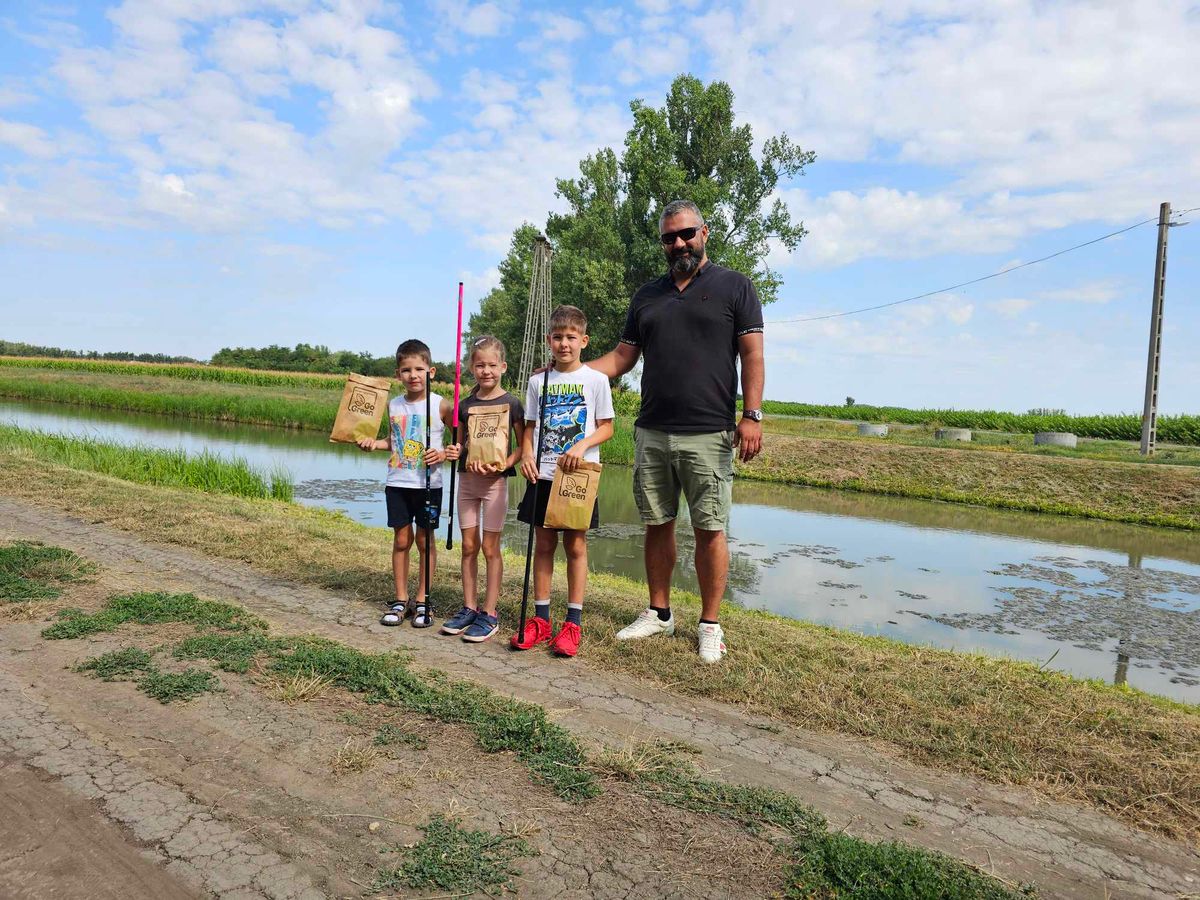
[3,398,1198,702]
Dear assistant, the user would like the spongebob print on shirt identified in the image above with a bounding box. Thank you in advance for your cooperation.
[388,411,427,474]
[385,393,445,489]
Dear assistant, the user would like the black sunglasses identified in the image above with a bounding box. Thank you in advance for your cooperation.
[659,226,701,245]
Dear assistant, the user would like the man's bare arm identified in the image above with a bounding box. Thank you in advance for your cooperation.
[734,332,765,461]
[738,332,764,410]
[587,342,641,379]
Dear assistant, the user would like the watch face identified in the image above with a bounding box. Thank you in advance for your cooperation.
[745,410,763,422]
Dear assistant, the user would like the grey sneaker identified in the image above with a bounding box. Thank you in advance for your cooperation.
[441,606,478,635]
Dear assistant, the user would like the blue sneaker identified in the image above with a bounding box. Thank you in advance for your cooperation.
[440,606,477,635]
[461,612,498,643]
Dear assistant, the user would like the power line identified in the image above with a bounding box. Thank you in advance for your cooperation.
[766,206,1200,325]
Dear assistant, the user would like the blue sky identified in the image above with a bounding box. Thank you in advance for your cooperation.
[1,1,1198,414]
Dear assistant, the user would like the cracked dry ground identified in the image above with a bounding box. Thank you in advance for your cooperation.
[2,498,1198,899]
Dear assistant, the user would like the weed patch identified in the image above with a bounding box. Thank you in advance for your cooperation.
[42,592,266,640]
[596,742,1029,898]
[785,830,1035,898]
[373,722,427,750]
[0,541,95,602]
[75,646,221,704]
[137,668,221,703]
[373,814,535,895]
[75,647,155,680]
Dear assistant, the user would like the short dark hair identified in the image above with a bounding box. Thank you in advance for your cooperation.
[396,339,432,367]
[548,305,587,334]
[659,199,704,225]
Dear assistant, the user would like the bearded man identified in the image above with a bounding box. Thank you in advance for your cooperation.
[587,199,765,663]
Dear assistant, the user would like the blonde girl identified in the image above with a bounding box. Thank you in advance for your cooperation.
[439,336,525,642]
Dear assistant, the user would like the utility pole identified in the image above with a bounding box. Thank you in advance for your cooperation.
[1140,202,1171,456]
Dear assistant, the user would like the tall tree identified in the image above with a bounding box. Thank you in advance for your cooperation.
[470,74,814,383]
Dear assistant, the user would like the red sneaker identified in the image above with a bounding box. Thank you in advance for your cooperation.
[549,621,581,657]
[510,616,552,651]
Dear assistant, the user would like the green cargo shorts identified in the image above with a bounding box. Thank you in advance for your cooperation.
[632,427,734,531]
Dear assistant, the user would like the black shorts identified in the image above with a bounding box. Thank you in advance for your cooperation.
[385,486,442,530]
[516,479,600,531]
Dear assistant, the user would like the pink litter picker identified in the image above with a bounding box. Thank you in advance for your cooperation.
[445,281,465,550]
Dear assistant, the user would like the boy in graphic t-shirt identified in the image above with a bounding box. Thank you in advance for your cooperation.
[512,305,614,658]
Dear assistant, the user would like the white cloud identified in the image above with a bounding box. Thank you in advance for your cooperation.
[0,118,57,158]
[991,298,1034,317]
[1038,281,1122,304]
[698,1,1200,267]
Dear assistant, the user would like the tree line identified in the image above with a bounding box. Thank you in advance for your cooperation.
[0,340,198,364]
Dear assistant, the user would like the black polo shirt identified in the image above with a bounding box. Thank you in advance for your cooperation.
[620,262,763,434]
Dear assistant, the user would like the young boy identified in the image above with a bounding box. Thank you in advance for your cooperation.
[359,339,459,628]
[512,305,614,657]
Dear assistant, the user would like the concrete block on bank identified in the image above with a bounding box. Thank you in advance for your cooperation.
[935,428,972,442]
[1034,431,1077,448]
[857,423,889,437]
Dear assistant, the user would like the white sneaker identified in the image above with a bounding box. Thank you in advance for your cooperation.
[697,623,727,663]
[615,608,675,640]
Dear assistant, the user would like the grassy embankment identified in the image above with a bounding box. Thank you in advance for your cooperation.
[760,398,1200,445]
[0,449,1195,846]
[0,423,293,501]
[2,358,1198,529]
[5,547,1030,897]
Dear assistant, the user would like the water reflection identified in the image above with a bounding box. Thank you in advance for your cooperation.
[4,398,1199,702]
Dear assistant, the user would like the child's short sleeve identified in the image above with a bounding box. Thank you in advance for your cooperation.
[524,376,539,423]
[509,393,525,424]
[589,367,615,421]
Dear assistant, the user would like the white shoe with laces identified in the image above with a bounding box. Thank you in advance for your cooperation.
[615,608,675,640]
[697,622,727,663]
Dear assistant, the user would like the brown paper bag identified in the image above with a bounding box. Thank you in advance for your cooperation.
[543,461,602,530]
[329,373,391,443]
[466,404,510,469]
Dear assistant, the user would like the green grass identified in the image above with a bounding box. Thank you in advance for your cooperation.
[0,424,293,501]
[0,366,453,434]
[0,354,352,390]
[373,722,427,749]
[593,740,1030,898]
[42,591,267,640]
[75,647,222,704]
[75,647,155,679]
[759,399,1200,445]
[0,540,96,601]
[49,590,597,801]
[373,814,536,895]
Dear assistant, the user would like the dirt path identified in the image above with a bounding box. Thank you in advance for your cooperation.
[2,497,1198,899]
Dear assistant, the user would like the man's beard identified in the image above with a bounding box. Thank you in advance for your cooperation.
[668,244,703,275]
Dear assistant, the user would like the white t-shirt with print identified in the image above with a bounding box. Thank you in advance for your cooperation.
[386,393,445,489]
[525,365,614,481]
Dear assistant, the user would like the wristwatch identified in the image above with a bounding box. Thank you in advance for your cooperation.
[742,409,764,422]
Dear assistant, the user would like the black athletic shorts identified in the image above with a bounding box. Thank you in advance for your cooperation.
[516,479,599,531]
[385,486,442,530]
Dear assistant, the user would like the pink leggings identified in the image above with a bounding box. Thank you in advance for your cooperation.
[457,471,508,533]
